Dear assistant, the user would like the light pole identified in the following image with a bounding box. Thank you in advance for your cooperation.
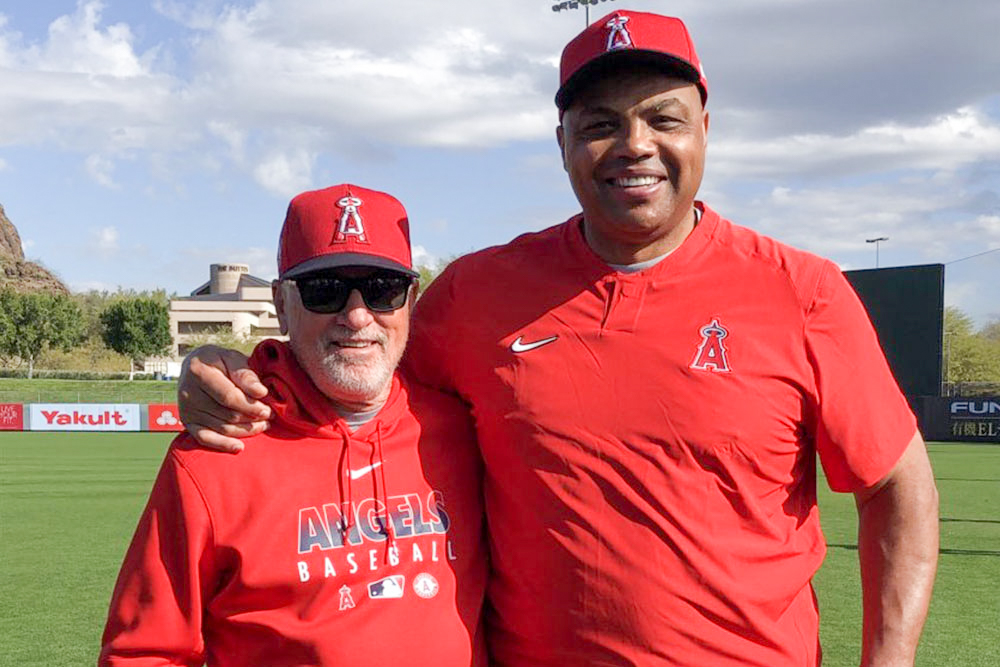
[866,236,888,268]
[942,330,953,396]
[551,0,618,26]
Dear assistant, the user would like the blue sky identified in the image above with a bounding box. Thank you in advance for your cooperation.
[1,0,997,326]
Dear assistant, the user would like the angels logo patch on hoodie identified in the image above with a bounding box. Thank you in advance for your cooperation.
[690,318,731,373]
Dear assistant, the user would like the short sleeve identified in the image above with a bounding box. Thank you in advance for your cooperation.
[805,262,917,492]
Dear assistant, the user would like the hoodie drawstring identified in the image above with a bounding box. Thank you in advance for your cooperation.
[338,427,354,536]
[375,427,395,563]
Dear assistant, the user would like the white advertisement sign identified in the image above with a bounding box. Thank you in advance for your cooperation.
[29,404,141,432]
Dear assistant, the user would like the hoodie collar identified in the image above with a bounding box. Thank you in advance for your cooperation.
[249,339,404,439]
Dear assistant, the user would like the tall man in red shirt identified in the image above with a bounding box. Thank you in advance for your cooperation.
[177,12,938,666]
[102,184,487,666]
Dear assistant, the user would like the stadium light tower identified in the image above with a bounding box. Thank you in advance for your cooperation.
[866,236,889,268]
[551,0,618,26]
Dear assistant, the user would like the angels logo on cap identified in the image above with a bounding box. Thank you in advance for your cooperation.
[333,195,369,244]
[605,15,634,51]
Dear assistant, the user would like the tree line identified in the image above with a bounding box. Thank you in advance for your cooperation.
[943,307,1000,388]
[0,286,996,387]
[0,289,172,379]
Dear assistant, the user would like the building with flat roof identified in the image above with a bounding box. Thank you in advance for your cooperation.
[168,263,284,357]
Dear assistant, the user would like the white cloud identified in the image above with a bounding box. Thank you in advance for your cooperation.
[91,226,119,253]
[411,244,438,270]
[252,150,314,197]
[207,120,246,162]
[973,215,1000,248]
[0,1,176,151]
[4,0,992,183]
[712,108,1000,181]
[152,0,224,31]
[36,1,149,77]
[178,2,555,149]
[84,153,118,188]
[732,177,1000,262]
[0,0,557,163]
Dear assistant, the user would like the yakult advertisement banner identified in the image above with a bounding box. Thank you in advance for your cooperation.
[29,404,141,432]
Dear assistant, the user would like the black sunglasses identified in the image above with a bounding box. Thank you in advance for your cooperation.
[289,271,414,314]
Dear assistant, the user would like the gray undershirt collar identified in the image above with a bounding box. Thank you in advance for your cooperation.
[337,406,381,432]
[608,207,701,274]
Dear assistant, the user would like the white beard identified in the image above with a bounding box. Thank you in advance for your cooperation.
[317,346,396,400]
[291,324,404,406]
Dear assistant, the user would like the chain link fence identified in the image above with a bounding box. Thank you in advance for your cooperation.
[0,389,176,404]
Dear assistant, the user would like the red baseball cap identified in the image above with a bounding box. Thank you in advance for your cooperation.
[277,184,418,279]
[555,10,708,111]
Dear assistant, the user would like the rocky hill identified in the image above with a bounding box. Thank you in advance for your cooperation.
[0,204,70,295]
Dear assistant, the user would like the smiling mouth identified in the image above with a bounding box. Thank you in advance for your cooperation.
[330,340,378,350]
[608,175,662,187]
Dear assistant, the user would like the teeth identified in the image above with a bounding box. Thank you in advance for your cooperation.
[613,176,659,187]
[336,341,370,348]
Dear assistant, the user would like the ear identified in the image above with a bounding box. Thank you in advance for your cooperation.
[556,123,569,173]
[407,279,419,308]
[702,109,710,147]
[272,280,289,335]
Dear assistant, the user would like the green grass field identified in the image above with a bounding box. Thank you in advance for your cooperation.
[0,379,178,405]
[1,434,997,666]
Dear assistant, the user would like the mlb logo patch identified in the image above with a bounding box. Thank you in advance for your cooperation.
[368,575,405,599]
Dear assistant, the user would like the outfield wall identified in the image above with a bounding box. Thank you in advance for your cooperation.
[0,403,183,432]
[915,396,1000,443]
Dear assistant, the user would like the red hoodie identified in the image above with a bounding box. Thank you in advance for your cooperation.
[100,340,487,666]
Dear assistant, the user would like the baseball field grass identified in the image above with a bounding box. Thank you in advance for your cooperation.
[1,434,997,666]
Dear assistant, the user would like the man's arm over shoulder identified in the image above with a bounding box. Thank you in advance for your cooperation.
[178,345,271,453]
[99,442,216,666]
[855,431,939,667]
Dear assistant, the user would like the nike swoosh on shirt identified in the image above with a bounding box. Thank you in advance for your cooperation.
[349,461,383,480]
[510,335,559,353]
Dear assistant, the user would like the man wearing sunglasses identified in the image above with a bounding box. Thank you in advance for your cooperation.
[100,184,487,666]
[175,11,939,667]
